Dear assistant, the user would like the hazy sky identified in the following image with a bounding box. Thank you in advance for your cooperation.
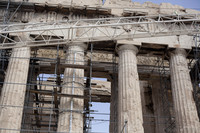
[91,0,200,132]
[134,0,200,10]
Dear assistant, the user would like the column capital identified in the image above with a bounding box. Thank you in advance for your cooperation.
[65,42,88,50]
[14,33,31,41]
[118,44,138,54]
[169,48,187,58]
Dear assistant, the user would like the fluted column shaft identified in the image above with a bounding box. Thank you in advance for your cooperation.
[57,43,86,133]
[0,47,30,133]
[118,45,144,133]
[170,48,200,133]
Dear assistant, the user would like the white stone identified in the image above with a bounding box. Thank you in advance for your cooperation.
[159,3,184,15]
[170,48,200,133]
[118,44,144,133]
[0,47,30,133]
[57,43,87,132]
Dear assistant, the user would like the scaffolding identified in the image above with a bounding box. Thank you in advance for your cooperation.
[0,13,200,49]
[157,57,175,133]
[0,42,199,132]
[190,34,200,119]
[0,44,98,132]
[1,1,200,133]
[0,42,120,132]
[0,44,181,133]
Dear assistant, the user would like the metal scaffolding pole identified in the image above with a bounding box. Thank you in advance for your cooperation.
[87,43,93,133]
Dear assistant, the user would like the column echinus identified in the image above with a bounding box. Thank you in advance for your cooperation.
[0,37,30,132]
[118,44,144,133]
[169,48,200,133]
[57,43,87,133]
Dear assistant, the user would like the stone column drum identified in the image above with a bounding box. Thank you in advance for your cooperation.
[170,48,200,133]
[118,44,144,133]
[0,47,30,133]
[57,43,87,133]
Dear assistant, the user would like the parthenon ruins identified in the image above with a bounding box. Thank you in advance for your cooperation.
[0,0,200,133]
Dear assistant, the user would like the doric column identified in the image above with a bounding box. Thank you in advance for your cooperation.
[170,48,200,133]
[57,43,87,133]
[118,44,144,133]
[0,47,30,133]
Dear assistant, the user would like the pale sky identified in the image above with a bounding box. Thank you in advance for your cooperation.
[91,0,200,132]
[136,0,200,10]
